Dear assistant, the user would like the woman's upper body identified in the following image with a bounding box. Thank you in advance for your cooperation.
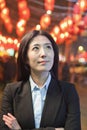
[0,30,81,130]
[0,76,81,130]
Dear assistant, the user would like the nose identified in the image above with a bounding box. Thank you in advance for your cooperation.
[40,48,46,58]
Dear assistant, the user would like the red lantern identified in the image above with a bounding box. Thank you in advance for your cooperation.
[40,14,51,29]
[44,0,55,11]
[6,23,13,33]
[18,1,27,11]
[19,8,30,20]
[4,17,13,33]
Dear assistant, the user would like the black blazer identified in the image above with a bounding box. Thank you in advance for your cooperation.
[0,76,81,130]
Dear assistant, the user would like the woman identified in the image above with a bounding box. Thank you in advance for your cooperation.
[0,30,81,130]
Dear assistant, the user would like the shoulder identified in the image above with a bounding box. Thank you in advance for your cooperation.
[58,80,79,103]
[58,80,76,91]
[5,81,23,90]
[3,81,24,97]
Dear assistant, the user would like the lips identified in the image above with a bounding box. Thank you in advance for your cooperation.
[38,61,48,64]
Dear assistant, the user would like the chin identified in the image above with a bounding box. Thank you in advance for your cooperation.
[38,69,50,73]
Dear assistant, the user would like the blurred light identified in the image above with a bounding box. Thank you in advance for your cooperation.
[60,33,65,39]
[36,24,41,30]
[7,49,14,56]
[0,46,4,51]
[79,58,85,63]
[78,46,84,51]
[17,43,20,48]
[53,26,60,35]
[7,37,13,43]
[2,8,9,15]
[14,39,18,44]
[46,10,52,15]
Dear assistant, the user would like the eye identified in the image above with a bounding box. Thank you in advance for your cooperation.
[46,45,52,49]
[32,46,39,51]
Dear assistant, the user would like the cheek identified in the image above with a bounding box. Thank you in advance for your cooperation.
[27,53,36,65]
[51,51,54,59]
[51,52,55,64]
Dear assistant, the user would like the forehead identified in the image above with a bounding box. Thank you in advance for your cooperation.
[30,35,51,45]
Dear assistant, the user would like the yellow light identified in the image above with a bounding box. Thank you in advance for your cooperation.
[36,24,41,30]
[14,39,18,44]
[17,43,20,48]
[60,33,64,39]
[78,46,84,51]
[7,37,13,43]
[80,0,85,8]
[2,36,7,44]
[53,26,60,35]
[2,8,9,15]
[17,20,26,27]
[64,32,69,38]
[46,10,52,15]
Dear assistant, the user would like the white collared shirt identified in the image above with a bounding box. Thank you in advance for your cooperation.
[29,74,51,128]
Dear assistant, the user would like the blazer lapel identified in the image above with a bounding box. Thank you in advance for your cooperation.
[40,78,63,127]
[14,81,35,128]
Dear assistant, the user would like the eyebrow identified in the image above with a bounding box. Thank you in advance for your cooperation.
[32,43,52,46]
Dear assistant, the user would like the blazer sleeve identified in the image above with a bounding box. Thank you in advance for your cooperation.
[0,84,56,130]
[63,83,81,130]
[0,84,14,130]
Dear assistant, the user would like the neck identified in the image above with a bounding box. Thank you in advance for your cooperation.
[30,71,49,87]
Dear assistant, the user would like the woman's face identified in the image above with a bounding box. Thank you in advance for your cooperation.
[27,35,54,73]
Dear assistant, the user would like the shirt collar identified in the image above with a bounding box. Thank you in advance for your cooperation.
[29,73,51,92]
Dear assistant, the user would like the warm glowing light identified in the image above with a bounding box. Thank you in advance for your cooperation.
[64,32,69,38]
[19,27,25,32]
[17,43,20,48]
[0,2,6,9]
[50,32,55,38]
[53,36,57,42]
[73,14,81,23]
[60,33,65,39]
[0,0,5,2]
[53,26,60,35]
[0,46,4,51]
[36,24,41,30]
[1,36,7,44]
[14,39,18,44]
[67,19,73,26]
[60,21,68,31]
[79,0,87,11]
[2,8,9,15]
[78,46,84,51]
[46,10,52,15]
[4,18,10,23]
[17,20,26,27]
[7,37,13,43]
[40,14,51,29]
